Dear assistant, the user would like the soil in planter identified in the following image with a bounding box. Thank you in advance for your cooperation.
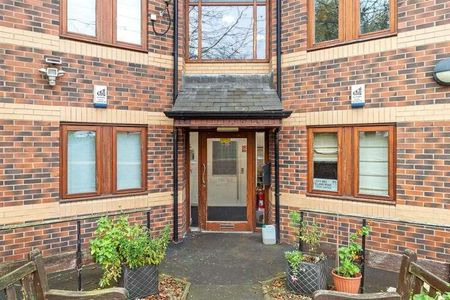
[143,275,189,300]
[263,276,311,300]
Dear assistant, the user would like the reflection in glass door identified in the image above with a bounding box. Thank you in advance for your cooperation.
[206,138,248,222]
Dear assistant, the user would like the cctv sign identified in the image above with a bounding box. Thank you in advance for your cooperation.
[93,85,107,108]
[351,84,365,108]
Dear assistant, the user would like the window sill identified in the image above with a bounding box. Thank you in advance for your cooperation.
[60,34,148,53]
[185,59,270,64]
[306,192,396,206]
[60,191,149,204]
[307,32,397,52]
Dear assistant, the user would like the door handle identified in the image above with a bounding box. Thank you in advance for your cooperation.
[202,163,206,187]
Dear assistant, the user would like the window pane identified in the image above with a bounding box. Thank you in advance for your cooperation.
[212,141,237,175]
[359,131,389,196]
[256,6,266,59]
[67,0,96,36]
[68,131,96,194]
[314,0,339,43]
[117,0,142,45]
[313,132,338,192]
[360,0,390,34]
[189,6,199,59]
[117,132,142,190]
[201,6,254,59]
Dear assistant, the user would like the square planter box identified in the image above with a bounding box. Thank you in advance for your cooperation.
[122,265,158,299]
[286,258,327,295]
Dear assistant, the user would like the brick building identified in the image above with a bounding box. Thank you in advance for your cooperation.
[0,0,449,278]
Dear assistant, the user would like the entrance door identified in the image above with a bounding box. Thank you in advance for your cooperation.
[199,132,255,231]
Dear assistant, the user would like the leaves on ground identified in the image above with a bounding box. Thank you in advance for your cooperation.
[144,275,188,300]
[262,277,311,300]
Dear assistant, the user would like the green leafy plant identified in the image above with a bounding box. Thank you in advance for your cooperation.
[285,250,304,280]
[90,216,170,287]
[412,291,450,300]
[335,225,370,278]
[290,211,325,255]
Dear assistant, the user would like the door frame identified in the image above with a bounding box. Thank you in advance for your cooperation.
[198,131,256,231]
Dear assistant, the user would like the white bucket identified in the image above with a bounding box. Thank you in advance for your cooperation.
[262,225,276,245]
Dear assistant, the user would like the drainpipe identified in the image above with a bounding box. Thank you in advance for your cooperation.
[274,128,281,243]
[276,0,282,99]
[172,0,179,242]
[173,0,178,103]
[173,130,179,242]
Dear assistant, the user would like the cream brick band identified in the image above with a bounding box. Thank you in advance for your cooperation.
[280,23,450,68]
[283,103,450,127]
[184,62,272,74]
[279,193,449,227]
[0,102,173,126]
[0,191,175,226]
[0,26,179,69]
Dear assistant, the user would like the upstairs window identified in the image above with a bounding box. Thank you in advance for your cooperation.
[61,0,147,51]
[308,0,396,49]
[188,0,268,61]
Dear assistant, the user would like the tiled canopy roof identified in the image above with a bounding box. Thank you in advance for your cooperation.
[165,74,291,119]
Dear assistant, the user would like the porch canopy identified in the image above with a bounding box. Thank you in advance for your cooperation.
[164,74,291,127]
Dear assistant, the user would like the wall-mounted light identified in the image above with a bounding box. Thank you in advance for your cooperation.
[151,0,172,36]
[433,58,450,86]
[39,56,65,86]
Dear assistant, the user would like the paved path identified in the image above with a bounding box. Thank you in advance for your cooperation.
[160,232,291,300]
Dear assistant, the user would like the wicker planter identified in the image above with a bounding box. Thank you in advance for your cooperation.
[332,270,361,294]
[122,265,158,299]
[286,258,327,295]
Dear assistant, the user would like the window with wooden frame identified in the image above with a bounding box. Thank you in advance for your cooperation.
[60,0,148,51]
[187,0,268,61]
[307,0,397,49]
[61,124,147,200]
[307,125,395,202]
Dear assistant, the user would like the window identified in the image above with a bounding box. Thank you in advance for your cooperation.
[61,125,147,199]
[212,141,237,175]
[188,0,268,61]
[307,125,395,202]
[61,0,147,51]
[308,0,396,49]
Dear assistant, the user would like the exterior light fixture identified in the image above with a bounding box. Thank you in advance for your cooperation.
[433,58,450,86]
[151,0,172,36]
[39,56,65,86]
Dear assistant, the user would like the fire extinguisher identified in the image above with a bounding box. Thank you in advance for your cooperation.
[257,188,265,211]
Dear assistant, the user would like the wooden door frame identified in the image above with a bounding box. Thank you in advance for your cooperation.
[198,131,256,232]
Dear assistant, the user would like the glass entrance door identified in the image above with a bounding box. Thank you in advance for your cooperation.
[199,132,254,231]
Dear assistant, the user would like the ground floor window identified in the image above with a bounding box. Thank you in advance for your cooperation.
[61,124,147,199]
[307,125,395,202]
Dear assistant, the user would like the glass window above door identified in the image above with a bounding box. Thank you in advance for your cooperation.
[188,0,268,61]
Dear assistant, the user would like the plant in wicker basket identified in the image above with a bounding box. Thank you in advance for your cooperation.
[90,216,170,299]
[332,225,370,294]
[285,211,327,295]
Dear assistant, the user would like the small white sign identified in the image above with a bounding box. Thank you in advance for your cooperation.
[351,84,365,108]
[93,85,107,108]
[313,178,337,192]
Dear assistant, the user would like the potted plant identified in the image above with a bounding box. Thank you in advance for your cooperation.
[285,211,327,295]
[332,225,370,294]
[90,216,170,299]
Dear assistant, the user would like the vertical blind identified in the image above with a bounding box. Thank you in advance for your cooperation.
[117,132,142,190]
[359,131,389,196]
[67,131,96,194]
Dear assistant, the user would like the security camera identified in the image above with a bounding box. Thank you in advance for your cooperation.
[39,67,65,86]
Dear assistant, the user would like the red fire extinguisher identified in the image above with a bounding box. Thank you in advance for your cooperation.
[257,188,265,211]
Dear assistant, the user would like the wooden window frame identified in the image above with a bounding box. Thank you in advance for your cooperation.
[307,0,397,50]
[112,127,147,194]
[186,0,270,62]
[61,125,102,199]
[307,125,396,203]
[61,124,147,201]
[60,0,148,52]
